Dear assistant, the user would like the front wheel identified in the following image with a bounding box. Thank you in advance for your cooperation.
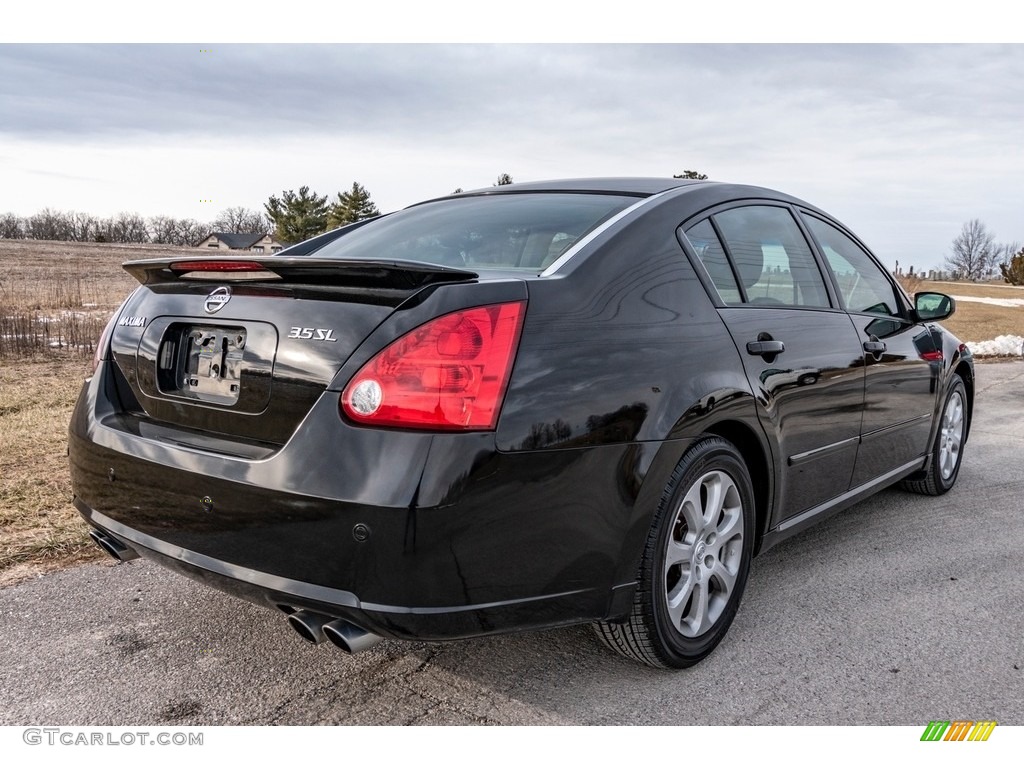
[901,373,968,496]
[595,436,756,668]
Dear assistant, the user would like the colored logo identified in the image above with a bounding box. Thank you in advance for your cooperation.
[920,720,997,742]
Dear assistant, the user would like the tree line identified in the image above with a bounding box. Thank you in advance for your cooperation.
[0,182,381,248]
[0,174,524,248]
[10,172,1020,285]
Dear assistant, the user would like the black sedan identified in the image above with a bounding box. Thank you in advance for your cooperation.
[69,178,972,668]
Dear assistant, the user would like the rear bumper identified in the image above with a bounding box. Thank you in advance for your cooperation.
[77,501,606,640]
[69,365,657,640]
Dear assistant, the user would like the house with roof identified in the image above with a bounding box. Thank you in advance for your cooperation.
[196,232,286,253]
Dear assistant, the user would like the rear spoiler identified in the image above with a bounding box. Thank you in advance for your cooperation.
[122,256,479,290]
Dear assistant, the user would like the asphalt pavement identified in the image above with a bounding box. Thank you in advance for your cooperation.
[2,361,1022,725]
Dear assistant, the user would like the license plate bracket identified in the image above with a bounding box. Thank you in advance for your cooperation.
[180,326,247,403]
[153,323,249,406]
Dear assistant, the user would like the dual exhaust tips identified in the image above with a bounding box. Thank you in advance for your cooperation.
[89,529,381,655]
[287,609,382,654]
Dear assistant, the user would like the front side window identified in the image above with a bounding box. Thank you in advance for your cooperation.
[312,193,638,272]
[804,215,900,317]
[712,206,831,308]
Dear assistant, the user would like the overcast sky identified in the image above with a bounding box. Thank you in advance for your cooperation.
[1,43,1021,271]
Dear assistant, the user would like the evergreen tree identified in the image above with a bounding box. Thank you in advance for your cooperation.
[1000,246,1024,285]
[327,182,380,229]
[494,173,514,186]
[264,186,329,244]
[673,170,709,180]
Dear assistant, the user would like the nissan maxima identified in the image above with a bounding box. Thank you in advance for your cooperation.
[69,178,972,668]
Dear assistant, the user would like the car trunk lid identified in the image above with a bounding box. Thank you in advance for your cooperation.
[108,256,478,446]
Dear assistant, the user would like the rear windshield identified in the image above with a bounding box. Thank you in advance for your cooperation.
[311,193,639,272]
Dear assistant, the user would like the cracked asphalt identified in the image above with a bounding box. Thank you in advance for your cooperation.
[2,361,1022,725]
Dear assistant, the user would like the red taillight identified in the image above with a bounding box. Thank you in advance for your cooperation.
[921,349,944,362]
[341,301,526,431]
[170,260,267,272]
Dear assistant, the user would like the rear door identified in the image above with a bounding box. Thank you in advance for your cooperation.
[681,204,866,524]
[801,213,939,485]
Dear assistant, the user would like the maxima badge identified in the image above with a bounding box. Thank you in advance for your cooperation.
[204,286,232,314]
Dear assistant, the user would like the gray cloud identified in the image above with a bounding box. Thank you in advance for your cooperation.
[2,44,1022,269]
[3,44,1017,146]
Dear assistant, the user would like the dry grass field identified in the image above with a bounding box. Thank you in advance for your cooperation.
[0,241,1021,585]
[921,280,1024,343]
[0,240,203,585]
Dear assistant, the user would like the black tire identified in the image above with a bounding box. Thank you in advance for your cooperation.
[901,373,968,496]
[594,435,756,669]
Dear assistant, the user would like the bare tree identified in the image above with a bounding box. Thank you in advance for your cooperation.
[213,206,269,234]
[26,208,71,240]
[175,218,211,247]
[946,219,996,280]
[68,211,98,242]
[0,213,24,239]
[106,212,149,243]
[996,240,1021,268]
[148,215,178,244]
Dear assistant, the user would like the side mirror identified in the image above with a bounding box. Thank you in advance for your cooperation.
[914,292,955,322]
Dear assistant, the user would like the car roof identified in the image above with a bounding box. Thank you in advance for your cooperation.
[449,177,708,198]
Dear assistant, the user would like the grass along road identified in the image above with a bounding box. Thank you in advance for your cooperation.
[0,357,101,586]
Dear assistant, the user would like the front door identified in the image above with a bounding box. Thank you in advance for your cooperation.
[801,214,938,485]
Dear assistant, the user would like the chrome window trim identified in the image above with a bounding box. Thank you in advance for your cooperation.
[539,189,678,276]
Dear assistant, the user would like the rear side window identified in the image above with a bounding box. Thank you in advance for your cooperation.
[683,219,742,304]
[803,215,900,317]
[712,206,831,308]
[312,193,638,272]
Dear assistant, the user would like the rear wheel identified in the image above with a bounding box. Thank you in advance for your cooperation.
[595,436,755,668]
[901,373,968,496]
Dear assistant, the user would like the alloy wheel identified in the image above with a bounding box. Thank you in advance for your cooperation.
[663,470,745,638]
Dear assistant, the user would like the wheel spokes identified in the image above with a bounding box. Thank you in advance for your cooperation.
[678,482,705,532]
[666,576,694,629]
[664,468,745,638]
[664,538,694,570]
[710,559,737,596]
[685,581,711,636]
[701,474,725,525]
[939,392,965,480]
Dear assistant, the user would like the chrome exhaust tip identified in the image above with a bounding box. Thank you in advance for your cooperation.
[89,529,140,562]
[286,610,334,644]
[323,619,383,654]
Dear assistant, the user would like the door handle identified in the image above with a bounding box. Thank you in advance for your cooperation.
[863,340,886,355]
[746,340,785,357]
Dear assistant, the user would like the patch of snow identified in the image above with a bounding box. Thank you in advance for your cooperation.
[965,335,1024,356]
[951,295,1024,308]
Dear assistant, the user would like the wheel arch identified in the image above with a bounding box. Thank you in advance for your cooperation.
[609,416,774,597]
[702,419,774,555]
[954,359,974,440]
